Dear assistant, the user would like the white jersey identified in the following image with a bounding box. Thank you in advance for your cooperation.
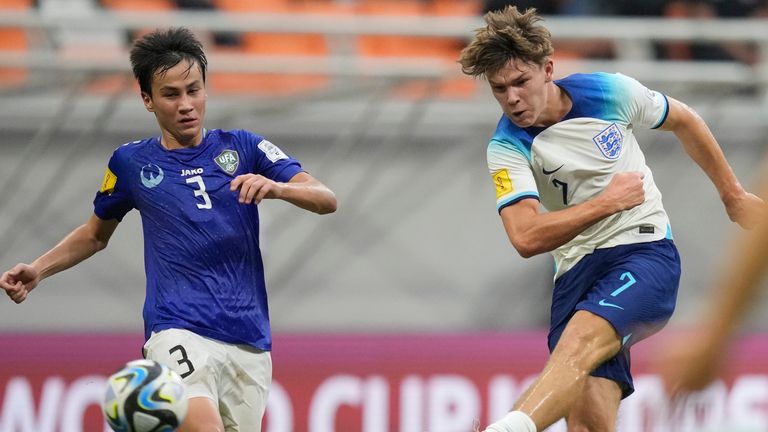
[488,72,672,279]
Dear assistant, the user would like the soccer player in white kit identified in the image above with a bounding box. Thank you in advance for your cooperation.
[459,6,764,432]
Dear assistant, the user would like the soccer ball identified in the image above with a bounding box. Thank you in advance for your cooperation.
[103,359,188,432]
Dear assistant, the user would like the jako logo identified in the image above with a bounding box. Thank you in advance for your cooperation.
[181,168,204,177]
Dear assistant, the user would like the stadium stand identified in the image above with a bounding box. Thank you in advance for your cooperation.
[210,0,332,94]
[0,0,32,87]
[0,0,766,333]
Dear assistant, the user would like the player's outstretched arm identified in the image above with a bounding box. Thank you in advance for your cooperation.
[230,171,337,214]
[659,97,765,228]
[500,171,645,257]
[0,214,119,303]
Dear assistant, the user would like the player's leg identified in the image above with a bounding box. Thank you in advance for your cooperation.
[143,328,228,432]
[565,376,622,432]
[179,397,225,432]
[218,345,272,431]
[487,240,680,432]
[511,310,622,430]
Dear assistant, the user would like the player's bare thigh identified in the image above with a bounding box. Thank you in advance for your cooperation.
[178,396,225,432]
[566,376,622,432]
[551,310,622,371]
[511,311,622,427]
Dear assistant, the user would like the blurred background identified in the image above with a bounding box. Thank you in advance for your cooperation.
[1,1,767,431]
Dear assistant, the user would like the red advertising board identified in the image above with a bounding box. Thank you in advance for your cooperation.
[1,332,767,432]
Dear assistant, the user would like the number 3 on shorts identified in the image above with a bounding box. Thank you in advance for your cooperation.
[169,345,196,379]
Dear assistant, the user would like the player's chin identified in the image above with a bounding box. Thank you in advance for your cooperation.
[176,126,201,142]
[507,113,534,128]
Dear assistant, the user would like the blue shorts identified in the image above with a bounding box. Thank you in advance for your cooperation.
[548,239,680,398]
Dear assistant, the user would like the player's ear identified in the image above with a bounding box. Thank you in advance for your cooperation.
[141,92,154,113]
[543,59,554,82]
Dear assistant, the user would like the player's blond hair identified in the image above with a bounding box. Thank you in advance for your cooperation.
[459,6,554,77]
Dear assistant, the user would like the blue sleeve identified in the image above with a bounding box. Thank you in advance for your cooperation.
[93,148,135,221]
[238,130,303,182]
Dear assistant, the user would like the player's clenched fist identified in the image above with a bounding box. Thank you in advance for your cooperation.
[723,190,765,230]
[230,174,285,205]
[600,171,646,213]
[0,263,40,304]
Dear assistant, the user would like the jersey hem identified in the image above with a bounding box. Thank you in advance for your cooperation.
[150,323,272,352]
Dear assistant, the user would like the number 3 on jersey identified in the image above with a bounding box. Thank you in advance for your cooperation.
[186,175,212,209]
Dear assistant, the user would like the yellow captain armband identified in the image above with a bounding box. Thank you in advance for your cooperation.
[492,169,514,199]
[100,167,117,194]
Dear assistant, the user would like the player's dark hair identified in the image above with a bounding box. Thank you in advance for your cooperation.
[129,27,207,95]
[459,6,553,77]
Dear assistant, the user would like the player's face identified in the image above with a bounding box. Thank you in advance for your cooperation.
[487,58,554,128]
[142,59,207,148]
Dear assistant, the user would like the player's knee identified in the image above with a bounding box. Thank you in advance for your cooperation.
[555,317,621,368]
[566,416,614,432]
[567,408,616,432]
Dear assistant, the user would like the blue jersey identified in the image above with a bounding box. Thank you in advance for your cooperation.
[94,129,304,350]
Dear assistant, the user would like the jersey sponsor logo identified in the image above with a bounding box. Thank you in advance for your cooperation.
[542,164,564,175]
[181,168,204,177]
[492,169,513,199]
[592,123,624,160]
[140,163,164,189]
[214,150,239,175]
[258,139,288,163]
[100,167,117,194]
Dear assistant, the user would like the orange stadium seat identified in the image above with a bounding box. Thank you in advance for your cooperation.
[100,0,174,10]
[356,0,460,61]
[356,0,476,100]
[0,0,31,7]
[429,0,481,16]
[210,0,332,95]
[0,0,32,87]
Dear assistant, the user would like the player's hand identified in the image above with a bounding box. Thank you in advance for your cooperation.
[230,174,285,205]
[600,171,645,213]
[0,263,40,304]
[724,190,765,229]
[653,330,725,397]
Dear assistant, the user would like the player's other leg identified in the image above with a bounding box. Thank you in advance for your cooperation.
[218,346,272,431]
[485,311,621,432]
[179,397,225,432]
[566,376,622,432]
[514,310,622,430]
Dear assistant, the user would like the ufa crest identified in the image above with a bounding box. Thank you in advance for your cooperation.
[214,150,239,175]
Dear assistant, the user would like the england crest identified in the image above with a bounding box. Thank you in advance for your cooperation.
[592,123,624,160]
[214,149,240,175]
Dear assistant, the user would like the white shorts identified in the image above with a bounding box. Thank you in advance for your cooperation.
[143,328,272,431]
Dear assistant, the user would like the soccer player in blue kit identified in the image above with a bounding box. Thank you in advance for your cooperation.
[458,6,764,432]
[0,27,336,431]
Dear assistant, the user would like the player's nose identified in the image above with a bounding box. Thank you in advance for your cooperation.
[178,94,194,112]
[505,88,520,105]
